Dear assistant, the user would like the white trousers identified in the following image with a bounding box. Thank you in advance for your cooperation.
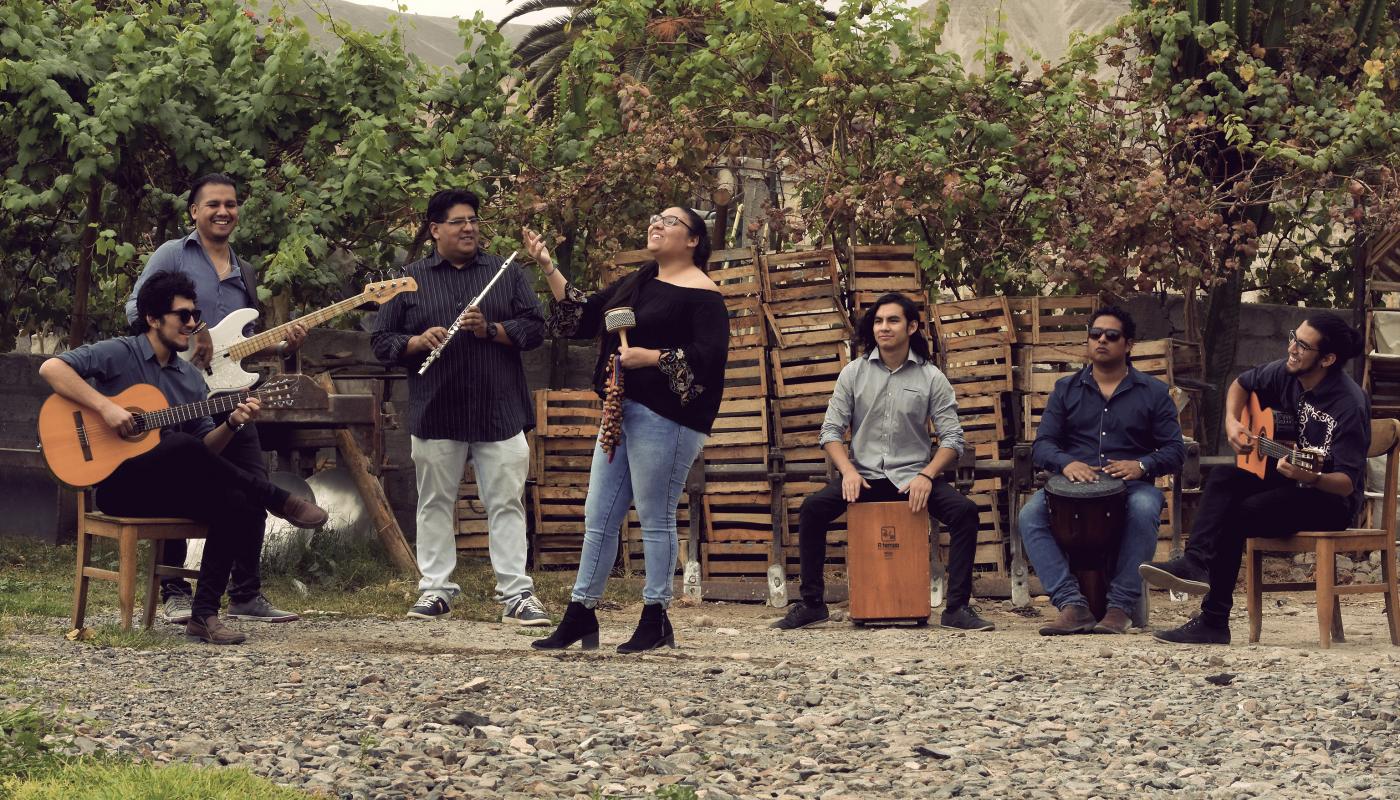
[410,433,533,603]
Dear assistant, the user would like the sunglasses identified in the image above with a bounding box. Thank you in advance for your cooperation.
[1287,329,1317,353]
[164,308,203,325]
[1087,326,1124,342]
[648,214,695,233]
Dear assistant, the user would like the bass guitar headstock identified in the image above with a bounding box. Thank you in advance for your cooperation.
[362,277,418,304]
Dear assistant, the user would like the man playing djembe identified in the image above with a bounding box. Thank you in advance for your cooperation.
[1018,306,1185,635]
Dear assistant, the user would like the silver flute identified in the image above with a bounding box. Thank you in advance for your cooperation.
[417,250,518,375]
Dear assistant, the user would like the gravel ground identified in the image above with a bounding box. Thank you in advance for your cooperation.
[6,592,1400,799]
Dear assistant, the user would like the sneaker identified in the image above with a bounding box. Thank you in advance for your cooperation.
[162,593,193,625]
[770,601,829,630]
[407,594,451,620]
[1153,615,1231,645]
[1139,557,1210,595]
[228,595,300,623]
[502,591,551,627]
[186,615,247,645]
[940,605,995,631]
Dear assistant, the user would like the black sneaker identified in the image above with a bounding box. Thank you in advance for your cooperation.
[770,602,829,630]
[1139,557,1210,595]
[407,594,451,620]
[1153,615,1230,645]
[502,591,551,627]
[940,605,995,631]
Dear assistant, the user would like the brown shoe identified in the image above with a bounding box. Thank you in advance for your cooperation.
[1094,606,1132,634]
[186,615,247,645]
[271,494,328,529]
[1039,604,1097,636]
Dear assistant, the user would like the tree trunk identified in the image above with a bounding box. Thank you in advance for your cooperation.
[1201,268,1243,454]
[67,181,105,349]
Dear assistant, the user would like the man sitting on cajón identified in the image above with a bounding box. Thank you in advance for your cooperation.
[38,272,326,644]
[1019,306,1185,635]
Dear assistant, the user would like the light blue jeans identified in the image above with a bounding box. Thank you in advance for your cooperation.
[571,400,706,608]
[1018,480,1164,612]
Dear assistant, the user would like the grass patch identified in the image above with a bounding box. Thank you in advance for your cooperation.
[0,761,313,799]
[0,705,69,782]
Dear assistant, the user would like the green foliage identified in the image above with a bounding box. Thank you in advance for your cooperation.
[0,761,311,799]
[0,706,67,782]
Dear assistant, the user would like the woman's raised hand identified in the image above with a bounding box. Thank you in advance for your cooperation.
[522,227,553,272]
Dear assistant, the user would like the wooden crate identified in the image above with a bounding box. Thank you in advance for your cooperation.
[455,464,491,556]
[941,343,1014,397]
[1030,296,1101,344]
[848,244,926,324]
[707,396,770,469]
[770,341,851,399]
[1015,343,1085,394]
[760,249,852,349]
[699,485,778,579]
[956,391,1008,457]
[779,478,846,578]
[931,296,1015,357]
[600,247,652,285]
[620,500,691,576]
[708,247,766,349]
[771,393,834,471]
[1131,338,1202,386]
[936,478,1008,575]
[530,390,603,569]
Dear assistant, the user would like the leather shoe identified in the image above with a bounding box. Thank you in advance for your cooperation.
[1039,604,1097,636]
[186,615,247,645]
[1094,606,1132,634]
[271,494,328,529]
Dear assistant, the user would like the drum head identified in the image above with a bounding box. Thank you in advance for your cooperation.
[1045,473,1125,499]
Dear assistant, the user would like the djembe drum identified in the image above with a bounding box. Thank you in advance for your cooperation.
[1043,474,1126,621]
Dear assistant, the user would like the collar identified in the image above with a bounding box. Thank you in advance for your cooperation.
[134,333,182,369]
[182,229,240,271]
[1076,363,1147,390]
[866,347,925,368]
[431,249,489,270]
[1297,364,1342,398]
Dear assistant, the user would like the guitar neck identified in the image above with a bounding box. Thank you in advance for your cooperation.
[136,390,251,432]
[228,293,367,359]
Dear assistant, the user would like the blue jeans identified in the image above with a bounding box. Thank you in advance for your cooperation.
[1018,480,1164,612]
[572,400,706,608]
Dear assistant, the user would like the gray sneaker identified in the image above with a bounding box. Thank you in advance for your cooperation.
[502,592,551,627]
[162,593,193,625]
[227,595,299,623]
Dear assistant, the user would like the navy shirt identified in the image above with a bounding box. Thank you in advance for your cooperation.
[1238,359,1371,520]
[124,231,257,331]
[371,250,545,442]
[56,335,216,438]
[1033,365,1186,480]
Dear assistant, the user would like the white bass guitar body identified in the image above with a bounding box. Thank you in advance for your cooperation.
[181,307,262,395]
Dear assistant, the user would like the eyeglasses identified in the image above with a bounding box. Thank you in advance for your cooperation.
[648,214,695,233]
[441,216,480,229]
[1087,326,1124,342]
[164,308,203,325]
[1287,330,1317,353]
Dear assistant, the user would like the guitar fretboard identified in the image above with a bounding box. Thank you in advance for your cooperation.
[135,390,255,431]
[227,293,368,359]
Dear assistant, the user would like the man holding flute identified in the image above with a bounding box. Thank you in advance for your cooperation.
[372,188,552,626]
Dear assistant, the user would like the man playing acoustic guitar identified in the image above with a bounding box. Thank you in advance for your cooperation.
[39,272,327,645]
[1141,313,1370,645]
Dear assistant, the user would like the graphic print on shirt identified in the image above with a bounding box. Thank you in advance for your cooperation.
[1296,398,1338,464]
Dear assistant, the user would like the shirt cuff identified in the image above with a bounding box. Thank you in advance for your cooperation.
[545,282,588,338]
[658,348,702,406]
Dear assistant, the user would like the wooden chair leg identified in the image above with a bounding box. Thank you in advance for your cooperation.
[1315,540,1336,649]
[1331,594,1345,644]
[71,528,91,631]
[117,528,139,631]
[1246,543,1263,644]
[1382,546,1400,647]
[142,540,162,630]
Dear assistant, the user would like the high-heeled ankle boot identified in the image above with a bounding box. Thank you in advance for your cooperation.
[616,602,674,654]
[530,601,599,650]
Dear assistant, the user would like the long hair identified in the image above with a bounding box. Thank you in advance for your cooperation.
[857,293,931,361]
[605,207,711,313]
[1305,311,1364,372]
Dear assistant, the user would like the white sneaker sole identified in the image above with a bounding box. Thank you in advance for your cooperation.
[406,610,450,620]
[504,615,552,627]
[1138,564,1209,595]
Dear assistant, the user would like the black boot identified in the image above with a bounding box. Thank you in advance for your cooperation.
[530,601,599,650]
[616,603,674,654]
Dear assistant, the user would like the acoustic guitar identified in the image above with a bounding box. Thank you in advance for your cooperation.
[185,278,417,395]
[1237,391,1324,480]
[37,376,302,488]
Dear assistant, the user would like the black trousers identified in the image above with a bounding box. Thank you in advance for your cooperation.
[159,419,269,603]
[94,432,284,619]
[798,477,980,610]
[1184,466,1351,625]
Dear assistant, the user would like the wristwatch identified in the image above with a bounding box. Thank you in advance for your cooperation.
[226,418,246,434]
[1136,460,1148,477]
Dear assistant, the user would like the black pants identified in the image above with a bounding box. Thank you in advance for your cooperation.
[94,432,285,619]
[159,419,269,603]
[798,477,980,611]
[1184,466,1351,625]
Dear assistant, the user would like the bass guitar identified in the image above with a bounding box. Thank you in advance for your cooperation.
[185,278,417,395]
[1237,391,1324,480]
[37,376,302,488]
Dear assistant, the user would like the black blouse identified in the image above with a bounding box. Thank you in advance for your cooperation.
[548,275,729,435]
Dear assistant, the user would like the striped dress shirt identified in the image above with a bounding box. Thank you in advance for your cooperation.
[371,250,545,442]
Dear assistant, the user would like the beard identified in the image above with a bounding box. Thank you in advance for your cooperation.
[156,327,191,353]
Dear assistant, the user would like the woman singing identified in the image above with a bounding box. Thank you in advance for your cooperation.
[525,207,728,653]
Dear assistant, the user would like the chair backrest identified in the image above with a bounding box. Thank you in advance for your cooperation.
[1371,419,1400,540]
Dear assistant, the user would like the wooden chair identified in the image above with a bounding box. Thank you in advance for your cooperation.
[72,491,204,631]
[1245,419,1400,648]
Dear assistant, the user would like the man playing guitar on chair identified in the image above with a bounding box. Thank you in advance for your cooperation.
[123,174,307,625]
[39,272,327,645]
[1141,312,1371,645]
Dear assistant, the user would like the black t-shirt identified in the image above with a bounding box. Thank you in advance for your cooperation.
[1237,359,1371,520]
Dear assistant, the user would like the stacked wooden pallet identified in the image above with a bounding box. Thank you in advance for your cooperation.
[847,244,926,327]
[455,464,491,557]
[529,389,606,569]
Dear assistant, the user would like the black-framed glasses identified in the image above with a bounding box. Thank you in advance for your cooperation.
[1087,326,1124,342]
[648,213,695,233]
[1287,329,1317,353]
[164,308,203,325]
